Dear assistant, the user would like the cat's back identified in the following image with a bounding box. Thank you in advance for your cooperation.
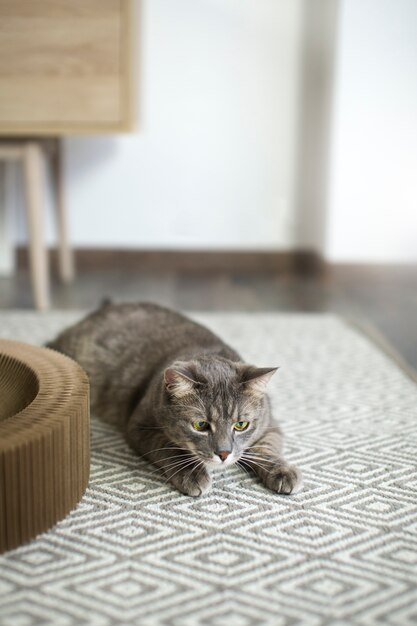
[48,301,237,369]
[48,302,239,425]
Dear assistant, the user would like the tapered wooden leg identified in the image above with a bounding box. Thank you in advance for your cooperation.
[52,138,74,283]
[23,142,50,310]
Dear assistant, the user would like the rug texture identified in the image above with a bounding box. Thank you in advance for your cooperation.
[0,311,416,626]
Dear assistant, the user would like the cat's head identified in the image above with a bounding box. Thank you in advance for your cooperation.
[162,356,277,467]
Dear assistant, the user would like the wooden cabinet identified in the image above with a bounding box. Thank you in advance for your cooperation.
[0,0,133,134]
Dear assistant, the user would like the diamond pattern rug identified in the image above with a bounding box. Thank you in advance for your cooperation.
[0,311,416,626]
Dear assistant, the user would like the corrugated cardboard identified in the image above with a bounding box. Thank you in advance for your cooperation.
[0,339,90,554]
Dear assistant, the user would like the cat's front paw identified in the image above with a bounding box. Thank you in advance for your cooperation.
[264,464,303,495]
[170,466,212,497]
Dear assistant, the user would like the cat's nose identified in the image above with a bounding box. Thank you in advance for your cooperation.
[217,450,231,462]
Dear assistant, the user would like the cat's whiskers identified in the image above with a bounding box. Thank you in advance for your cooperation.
[236,460,251,476]
[245,457,272,472]
[164,458,201,483]
[244,442,277,450]
[238,459,256,475]
[147,454,196,476]
[148,454,193,469]
[242,459,271,474]
[242,450,273,461]
[241,454,272,473]
[145,445,191,455]
[156,456,198,473]
[244,445,277,457]
[242,450,273,460]
[188,459,206,479]
[155,453,194,463]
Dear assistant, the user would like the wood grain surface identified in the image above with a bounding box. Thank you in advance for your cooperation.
[0,0,133,134]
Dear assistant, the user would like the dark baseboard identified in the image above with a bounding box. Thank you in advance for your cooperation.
[16,247,324,275]
[323,262,417,281]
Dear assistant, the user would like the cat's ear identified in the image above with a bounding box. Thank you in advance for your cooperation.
[164,363,201,398]
[238,366,278,396]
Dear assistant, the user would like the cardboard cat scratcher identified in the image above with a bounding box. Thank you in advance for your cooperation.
[0,339,90,554]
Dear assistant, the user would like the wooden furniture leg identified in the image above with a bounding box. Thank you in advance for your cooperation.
[23,142,50,310]
[52,138,74,283]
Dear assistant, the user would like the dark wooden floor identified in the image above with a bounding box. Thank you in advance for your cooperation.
[1,265,416,372]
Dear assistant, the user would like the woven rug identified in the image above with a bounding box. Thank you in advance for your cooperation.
[0,311,416,626]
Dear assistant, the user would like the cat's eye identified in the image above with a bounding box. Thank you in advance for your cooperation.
[192,420,210,432]
[233,421,249,431]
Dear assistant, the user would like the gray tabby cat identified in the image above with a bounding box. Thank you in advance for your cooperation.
[48,302,302,497]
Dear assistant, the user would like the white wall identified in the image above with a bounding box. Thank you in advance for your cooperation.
[14,0,304,251]
[326,0,417,263]
[10,0,417,263]
[294,0,338,252]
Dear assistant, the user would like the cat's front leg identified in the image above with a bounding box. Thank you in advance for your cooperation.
[168,463,212,497]
[153,449,212,497]
[127,421,212,497]
[241,431,303,495]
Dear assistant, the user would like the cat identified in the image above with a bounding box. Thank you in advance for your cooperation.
[47,301,302,497]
